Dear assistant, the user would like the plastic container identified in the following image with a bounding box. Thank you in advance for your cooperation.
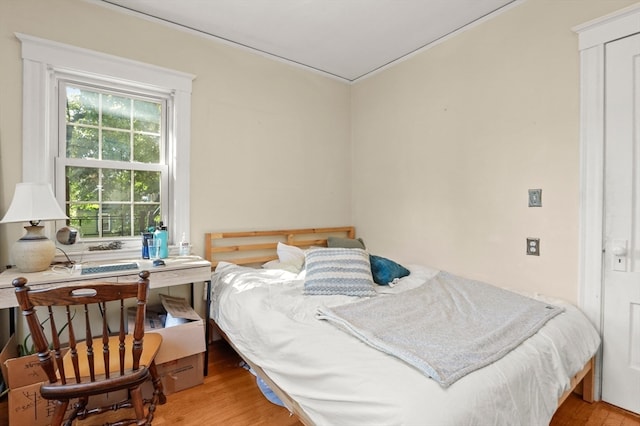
[154,223,169,259]
[179,233,190,256]
[141,232,153,259]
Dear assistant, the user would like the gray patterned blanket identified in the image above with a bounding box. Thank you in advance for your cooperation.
[316,271,564,387]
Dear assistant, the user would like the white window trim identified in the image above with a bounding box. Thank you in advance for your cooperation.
[17,33,195,260]
[573,2,640,400]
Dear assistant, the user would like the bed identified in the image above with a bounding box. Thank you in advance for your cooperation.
[204,227,600,426]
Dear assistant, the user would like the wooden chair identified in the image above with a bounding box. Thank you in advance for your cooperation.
[12,270,166,426]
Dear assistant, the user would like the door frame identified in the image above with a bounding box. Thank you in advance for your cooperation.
[574,3,640,400]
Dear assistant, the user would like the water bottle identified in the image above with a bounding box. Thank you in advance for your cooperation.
[154,222,169,259]
[141,232,153,259]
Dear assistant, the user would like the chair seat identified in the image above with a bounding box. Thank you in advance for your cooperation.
[62,333,163,379]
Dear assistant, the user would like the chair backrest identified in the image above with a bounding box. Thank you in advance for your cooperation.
[12,270,150,386]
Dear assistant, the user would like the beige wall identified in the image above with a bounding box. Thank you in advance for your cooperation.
[351,0,636,302]
[0,0,352,268]
[1,0,636,312]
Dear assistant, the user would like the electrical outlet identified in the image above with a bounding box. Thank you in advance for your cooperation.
[527,238,540,256]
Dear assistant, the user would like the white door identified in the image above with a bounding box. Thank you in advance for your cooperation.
[602,31,640,415]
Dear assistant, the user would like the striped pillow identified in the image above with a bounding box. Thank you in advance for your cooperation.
[303,248,376,297]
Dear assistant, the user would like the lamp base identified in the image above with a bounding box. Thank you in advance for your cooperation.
[12,225,56,272]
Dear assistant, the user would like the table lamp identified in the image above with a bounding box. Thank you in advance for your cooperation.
[1,182,69,272]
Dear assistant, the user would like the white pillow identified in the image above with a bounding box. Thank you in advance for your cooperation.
[262,259,302,274]
[277,242,305,271]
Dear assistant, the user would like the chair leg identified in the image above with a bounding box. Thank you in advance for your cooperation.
[49,399,68,426]
[149,361,166,405]
[64,396,88,426]
[130,385,146,424]
[74,396,90,420]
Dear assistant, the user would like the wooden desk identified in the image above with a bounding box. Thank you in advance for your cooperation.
[0,256,213,375]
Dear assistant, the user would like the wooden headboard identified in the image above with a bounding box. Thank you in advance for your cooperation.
[204,226,355,268]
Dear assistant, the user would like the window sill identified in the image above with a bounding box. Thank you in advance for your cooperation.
[54,246,180,265]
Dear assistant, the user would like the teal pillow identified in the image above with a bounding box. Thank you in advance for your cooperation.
[370,255,410,285]
[327,236,366,249]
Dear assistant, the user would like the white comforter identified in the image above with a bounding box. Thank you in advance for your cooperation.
[211,262,601,426]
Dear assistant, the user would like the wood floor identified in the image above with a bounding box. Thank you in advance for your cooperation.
[550,393,640,426]
[151,340,301,426]
[1,340,639,425]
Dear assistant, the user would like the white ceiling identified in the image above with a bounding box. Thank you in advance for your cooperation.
[100,0,517,82]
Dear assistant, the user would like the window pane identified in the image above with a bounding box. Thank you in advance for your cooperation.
[68,205,99,238]
[102,169,131,202]
[102,204,131,236]
[102,130,131,161]
[134,100,161,133]
[134,133,160,163]
[135,204,160,233]
[66,166,100,202]
[134,170,161,232]
[102,94,131,129]
[66,126,99,159]
[66,87,99,126]
[134,170,160,202]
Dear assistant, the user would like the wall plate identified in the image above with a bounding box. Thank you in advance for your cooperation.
[528,189,542,207]
[527,238,540,256]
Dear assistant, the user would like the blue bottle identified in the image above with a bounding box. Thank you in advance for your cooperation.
[141,232,153,259]
[154,222,169,259]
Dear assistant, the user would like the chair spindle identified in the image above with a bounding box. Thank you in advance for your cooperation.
[66,306,81,383]
[84,303,96,381]
[102,301,110,379]
[119,299,126,375]
[47,306,67,385]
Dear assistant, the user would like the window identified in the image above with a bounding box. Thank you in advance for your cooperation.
[59,81,168,239]
[18,33,194,258]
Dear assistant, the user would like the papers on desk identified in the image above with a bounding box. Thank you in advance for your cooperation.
[127,306,165,333]
[164,313,188,327]
[160,294,201,324]
[128,294,199,332]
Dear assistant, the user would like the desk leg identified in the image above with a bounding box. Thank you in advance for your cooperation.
[188,281,211,376]
[10,307,15,336]
[204,279,211,376]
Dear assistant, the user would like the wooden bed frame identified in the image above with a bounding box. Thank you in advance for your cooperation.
[205,226,355,268]
[203,226,594,424]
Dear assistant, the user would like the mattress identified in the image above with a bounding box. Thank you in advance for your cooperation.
[210,262,601,426]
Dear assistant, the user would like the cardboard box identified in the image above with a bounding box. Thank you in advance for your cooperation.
[6,381,65,426]
[150,318,205,365]
[143,352,204,398]
[127,305,166,333]
[0,334,71,426]
[131,295,206,398]
[128,295,205,365]
[158,352,204,394]
[1,335,50,390]
[1,335,128,426]
[6,383,126,426]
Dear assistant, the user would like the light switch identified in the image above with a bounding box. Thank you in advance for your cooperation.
[528,189,542,207]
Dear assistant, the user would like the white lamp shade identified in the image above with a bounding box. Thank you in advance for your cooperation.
[1,182,68,223]
[1,183,68,272]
